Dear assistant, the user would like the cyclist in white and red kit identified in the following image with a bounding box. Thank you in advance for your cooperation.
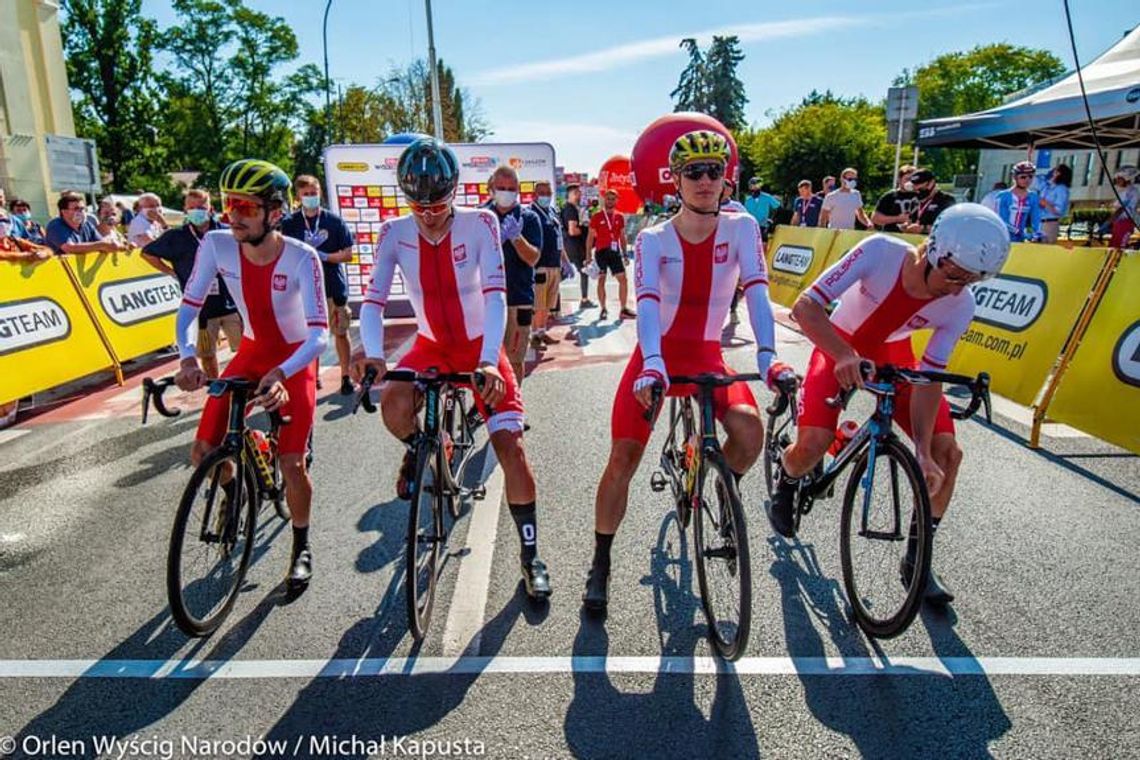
[768,203,1011,606]
[583,129,790,612]
[174,159,328,592]
[352,138,551,600]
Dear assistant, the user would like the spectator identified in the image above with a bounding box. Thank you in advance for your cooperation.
[142,188,242,379]
[484,165,542,384]
[117,201,134,227]
[899,168,956,235]
[95,203,130,247]
[789,179,823,227]
[46,191,128,254]
[127,192,169,248]
[720,178,748,213]
[1036,164,1072,244]
[0,206,51,262]
[7,198,45,243]
[816,175,836,199]
[1108,166,1139,250]
[872,164,918,232]
[980,181,1007,213]
[560,184,593,308]
[995,161,1042,242]
[744,177,780,237]
[820,167,871,230]
[585,188,634,321]
[529,181,563,349]
[281,174,356,395]
[0,186,26,239]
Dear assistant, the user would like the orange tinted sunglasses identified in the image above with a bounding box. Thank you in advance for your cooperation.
[224,197,265,217]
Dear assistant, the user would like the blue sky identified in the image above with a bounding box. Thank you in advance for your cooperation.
[143,0,1137,173]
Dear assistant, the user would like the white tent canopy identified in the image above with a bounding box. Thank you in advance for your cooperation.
[917,26,1140,150]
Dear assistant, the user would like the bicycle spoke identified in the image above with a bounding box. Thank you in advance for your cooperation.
[693,463,751,660]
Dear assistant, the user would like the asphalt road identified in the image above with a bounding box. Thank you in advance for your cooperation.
[1,288,1137,760]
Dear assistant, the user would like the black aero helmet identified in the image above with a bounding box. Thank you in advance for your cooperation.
[397,137,460,204]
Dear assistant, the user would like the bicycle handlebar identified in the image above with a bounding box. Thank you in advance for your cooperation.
[824,362,992,424]
[354,366,492,416]
[642,372,767,423]
[205,378,291,427]
[141,377,181,424]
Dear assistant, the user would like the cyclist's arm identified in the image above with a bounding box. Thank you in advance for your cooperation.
[910,382,942,460]
[738,217,776,375]
[359,223,397,360]
[276,250,329,378]
[175,234,219,360]
[633,231,666,383]
[477,209,508,366]
[794,242,874,360]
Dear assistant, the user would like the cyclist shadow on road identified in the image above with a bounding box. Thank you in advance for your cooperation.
[564,512,761,758]
[565,318,627,350]
[768,536,1012,759]
[10,513,293,758]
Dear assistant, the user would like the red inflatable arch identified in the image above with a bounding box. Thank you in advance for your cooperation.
[630,112,739,205]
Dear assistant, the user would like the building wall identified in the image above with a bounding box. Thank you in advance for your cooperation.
[0,0,76,219]
[978,147,1140,209]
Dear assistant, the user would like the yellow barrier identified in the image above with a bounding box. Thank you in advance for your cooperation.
[1046,251,1140,454]
[765,226,837,307]
[0,257,116,405]
[65,250,181,363]
[911,243,1110,406]
[823,230,924,270]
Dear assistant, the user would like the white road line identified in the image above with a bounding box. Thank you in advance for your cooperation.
[441,456,506,657]
[1,656,1138,680]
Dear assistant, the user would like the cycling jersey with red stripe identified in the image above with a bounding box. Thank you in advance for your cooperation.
[805,233,974,372]
[359,207,507,368]
[176,231,328,378]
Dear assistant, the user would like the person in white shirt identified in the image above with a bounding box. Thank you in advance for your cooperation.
[820,167,872,230]
[127,192,169,247]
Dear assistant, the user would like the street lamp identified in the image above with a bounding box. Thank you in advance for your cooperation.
[323,0,333,146]
[424,0,444,139]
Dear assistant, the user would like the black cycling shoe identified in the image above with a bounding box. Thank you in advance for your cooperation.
[766,467,798,538]
[339,375,354,396]
[287,547,312,591]
[521,557,552,600]
[899,557,956,606]
[395,448,417,500]
[582,565,609,613]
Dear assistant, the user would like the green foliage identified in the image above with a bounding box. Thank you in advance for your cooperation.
[670,36,748,131]
[899,44,1065,179]
[741,99,895,201]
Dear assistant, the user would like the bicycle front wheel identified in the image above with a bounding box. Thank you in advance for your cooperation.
[692,458,752,660]
[406,443,445,640]
[167,448,257,637]
[763,394,796,501]
[839,436,932,639]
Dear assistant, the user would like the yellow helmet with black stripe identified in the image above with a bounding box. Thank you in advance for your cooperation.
[668,130,730,172]
[219,159,292,207]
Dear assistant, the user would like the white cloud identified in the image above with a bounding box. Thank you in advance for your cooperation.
[489,120,640,174]
[470,16,865,87]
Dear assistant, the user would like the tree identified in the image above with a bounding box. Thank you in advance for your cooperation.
[62,0,165,192]
[373,59,489,142]
[899,44,1065,179]
[670,36,748,130]
[741,98,896,202]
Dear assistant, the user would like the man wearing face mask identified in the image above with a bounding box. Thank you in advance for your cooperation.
[744,177,780,239]
[872,164,918,233]
[46,191,129,255]
[96,203,129,247]
[820,168,871,230]
[144,189,242,378]
[529,181,564,349]
[128,192,170,248]
[6,199,46,244]
[900,169,956,236]
[281,175,356,395]
[585,189,634,321]
[483,166,543,384]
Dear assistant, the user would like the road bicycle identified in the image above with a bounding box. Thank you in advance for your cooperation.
[144,377,292,637]
[646,372,765,661]
[356,366,489,641]
[763,362,991,638]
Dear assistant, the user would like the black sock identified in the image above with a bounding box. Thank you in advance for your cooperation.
[592,531,614,572]
[509,502,538,563]
[730,469,744,486]
[292,525,309,558]
[400,432,418,448]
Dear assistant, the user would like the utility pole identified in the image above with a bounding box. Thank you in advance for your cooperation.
[424,0,445,139]
[323,0,333,145]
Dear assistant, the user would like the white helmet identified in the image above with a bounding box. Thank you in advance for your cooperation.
[925,202,1011,279]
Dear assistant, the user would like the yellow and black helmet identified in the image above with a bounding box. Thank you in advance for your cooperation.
[219,159,292,207]
[668,130,730,172]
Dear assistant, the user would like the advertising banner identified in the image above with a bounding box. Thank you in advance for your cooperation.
[324,142,557,305]
[764,226,837,307]
[0,258,115,405]
[1047,252,1140,453]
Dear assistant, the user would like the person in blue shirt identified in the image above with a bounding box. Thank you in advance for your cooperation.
[483,165,542,384]
[281,175,356,395]
[995,161,1043,243]
[1035,164,1071,244]
[45,190,128,254]
[7,198,47,243]
[528,180,565,349]
[744,177,781,239]
[790,179,824,228]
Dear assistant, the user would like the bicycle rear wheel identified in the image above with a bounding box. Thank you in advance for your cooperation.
[406,443,445,640]
[167,448,257,637]
[692,458,752,660]
[442,390,473,519]
[839,436,932,638]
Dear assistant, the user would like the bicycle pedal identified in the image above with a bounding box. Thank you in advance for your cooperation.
[650,471,668,492]
[471,486,487,501]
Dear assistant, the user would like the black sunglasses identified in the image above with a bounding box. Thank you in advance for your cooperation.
[680,163,724,181]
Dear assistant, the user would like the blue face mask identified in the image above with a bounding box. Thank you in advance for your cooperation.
[536,196,552,208]
[14,212,31,222]
[185,208,210,226]
[300,195,321,210]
